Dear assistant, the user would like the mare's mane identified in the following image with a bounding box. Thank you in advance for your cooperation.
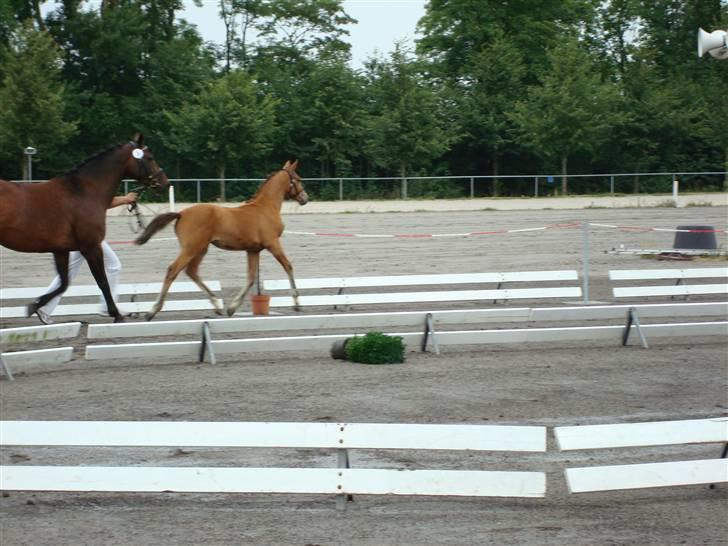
[63,143,126,177]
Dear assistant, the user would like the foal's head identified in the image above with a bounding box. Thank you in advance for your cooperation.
[125,133,169,190]
[282,160,308,205]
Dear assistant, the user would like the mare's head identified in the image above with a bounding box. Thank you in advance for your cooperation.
[125,133,169,190]
[282,160,308,205]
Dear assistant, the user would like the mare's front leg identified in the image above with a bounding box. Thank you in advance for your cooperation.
[27,252,70,318]
[226,251,258,316]
[82,245,123,322]
[267,241,301,311]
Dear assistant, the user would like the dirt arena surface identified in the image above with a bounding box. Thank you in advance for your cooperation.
[1,200,727,545]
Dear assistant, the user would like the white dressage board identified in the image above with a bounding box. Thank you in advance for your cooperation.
[0,420,547,501]
[555,417,728,493]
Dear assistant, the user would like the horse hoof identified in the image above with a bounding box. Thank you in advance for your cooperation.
[226,308,235,317]
[145,313,155,321]
[214,308,224,316]
[113,315,125,323]
[26,303,38,318]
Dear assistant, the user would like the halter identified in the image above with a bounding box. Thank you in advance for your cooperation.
[282,168,304,199]
[129,141,165,187]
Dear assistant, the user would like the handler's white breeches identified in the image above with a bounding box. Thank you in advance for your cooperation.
[40,241,121,315]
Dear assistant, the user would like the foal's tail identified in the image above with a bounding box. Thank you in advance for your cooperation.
[134,212,180,245]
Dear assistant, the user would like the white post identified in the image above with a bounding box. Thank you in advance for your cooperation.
[582,221,590,304]
[672,176,679,207]
[169,185,176,212]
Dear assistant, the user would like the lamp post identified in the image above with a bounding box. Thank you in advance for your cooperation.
[24,146,37,182]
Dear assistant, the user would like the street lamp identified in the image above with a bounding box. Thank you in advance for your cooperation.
[24,146,36,182]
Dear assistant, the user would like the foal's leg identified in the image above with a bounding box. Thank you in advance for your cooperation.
[267,241,301,311]
[185,251,223,315]
[146,251,196,321]
[82,245,123,323]
[226,251,259,316]
[27,252,71,318]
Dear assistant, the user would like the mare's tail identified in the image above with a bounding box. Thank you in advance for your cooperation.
[135,212,180,245]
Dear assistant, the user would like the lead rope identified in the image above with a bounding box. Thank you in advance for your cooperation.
[126,186,147,234]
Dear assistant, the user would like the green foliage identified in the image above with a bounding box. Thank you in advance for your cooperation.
[345,332,405,365]
[0,0,725,191]
[0,23,77,177]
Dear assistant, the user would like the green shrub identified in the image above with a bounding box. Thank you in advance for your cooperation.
[345,331,405,364]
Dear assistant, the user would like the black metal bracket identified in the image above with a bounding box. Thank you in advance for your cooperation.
[622,307,649,349]
[199,321,216,364]
[421,312,440,354]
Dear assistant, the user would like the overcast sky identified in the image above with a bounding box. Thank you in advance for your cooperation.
[180,0,427,69]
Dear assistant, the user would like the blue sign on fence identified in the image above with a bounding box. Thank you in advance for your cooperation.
[547,176,554,185]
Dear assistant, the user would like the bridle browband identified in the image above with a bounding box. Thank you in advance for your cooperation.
[129,141,165,187]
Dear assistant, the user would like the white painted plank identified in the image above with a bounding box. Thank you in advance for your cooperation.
[609,267,728,281]
[0,421,545,452]
[269,287,582,308]
[0,347,74,366]
[264,270,578,290]
[0,421,342,448]
[342,468,545,497]
[86,303,728,340]
[87,309,534,339]
[2,299,217,319]
[0,281,221,299]
[555,418,728,450]
[0,323,82,344]
[341,423,546,452]
[564,459,728,493]
[0,466,340,494]
[613,284,728,298]
[0,466,546,497]
[84,322,728,361]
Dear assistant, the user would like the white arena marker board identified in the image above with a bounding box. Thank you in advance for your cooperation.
[555,418,728,451]
[0,281,222,299]
[608,267,728,281]
[0,466,546,498]
[564,459,728,493]
[0,323,81,344]
[0,421,546,452]
[1,347,74,367]
[85,322,728,361]
[264,270,579,290]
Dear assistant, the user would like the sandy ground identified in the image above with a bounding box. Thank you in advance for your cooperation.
[1,199,727,546]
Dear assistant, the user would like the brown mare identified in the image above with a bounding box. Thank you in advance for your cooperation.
[0,134,169,323]
[135,160,308,320]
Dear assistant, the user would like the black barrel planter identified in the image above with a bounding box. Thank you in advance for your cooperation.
[330,338,351,360]
[673,225,717,250]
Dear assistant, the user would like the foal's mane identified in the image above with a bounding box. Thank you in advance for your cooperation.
[247,170,283,202]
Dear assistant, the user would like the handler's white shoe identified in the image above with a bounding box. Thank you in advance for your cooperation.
[37,309,53,325]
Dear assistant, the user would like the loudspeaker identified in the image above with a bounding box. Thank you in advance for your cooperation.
[698,27,728,59]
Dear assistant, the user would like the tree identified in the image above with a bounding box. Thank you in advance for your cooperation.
[163,69,277,190]
[0,23,77,179]
[457,31,527,192]
[509,38,625,194]
[363,44,453,187]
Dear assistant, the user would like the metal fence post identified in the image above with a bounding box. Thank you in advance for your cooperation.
[534,177,539,197]
[339,178,343,201]
[196,180,201,203]
[582,221,590,304]
[610,175,614,195]
[402,178,408,200]
[470,177,474,198]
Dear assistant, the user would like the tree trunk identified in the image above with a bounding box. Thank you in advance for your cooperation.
[218,164,226,202]
[561,155,568,195]
[492,155,500,197]
[400,162,407,199]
